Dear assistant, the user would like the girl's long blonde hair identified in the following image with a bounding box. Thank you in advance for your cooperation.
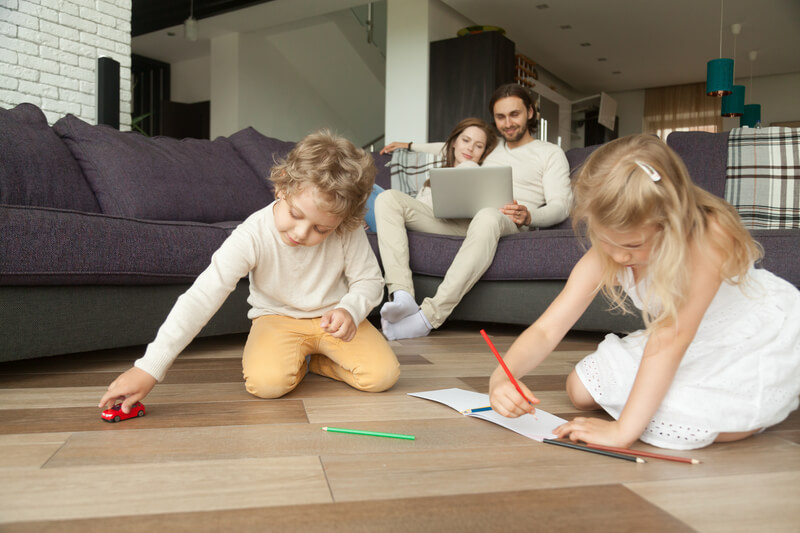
[572,134,762,331]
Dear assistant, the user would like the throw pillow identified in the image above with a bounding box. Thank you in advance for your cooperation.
[228,127,296,197]
[53,115,272,223]
[725,127,800,229]
[0,103,100,212]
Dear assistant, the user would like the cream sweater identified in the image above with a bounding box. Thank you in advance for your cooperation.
[135,201,384,381]
[411,138,571,228]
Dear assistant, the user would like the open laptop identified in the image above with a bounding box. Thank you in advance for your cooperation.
[429,166,514,219]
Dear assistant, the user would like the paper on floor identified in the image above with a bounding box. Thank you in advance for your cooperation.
[409,388,567,442]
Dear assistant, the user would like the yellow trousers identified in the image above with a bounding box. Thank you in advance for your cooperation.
[241,315,400,398]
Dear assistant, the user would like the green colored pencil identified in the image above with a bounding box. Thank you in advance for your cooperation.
[322,426,415,440]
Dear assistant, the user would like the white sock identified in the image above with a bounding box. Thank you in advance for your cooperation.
[381,309,432,340]
[380,290,420,323]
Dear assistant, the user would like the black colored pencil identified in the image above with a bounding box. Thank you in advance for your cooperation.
[543,439,646,463]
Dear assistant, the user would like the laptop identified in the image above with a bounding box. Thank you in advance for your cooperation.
[429,166,514,219]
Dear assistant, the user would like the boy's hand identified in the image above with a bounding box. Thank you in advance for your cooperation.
[99,367,157,413]
[320,308,357,342]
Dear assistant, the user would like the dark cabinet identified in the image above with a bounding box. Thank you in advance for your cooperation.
[428,31,515,141]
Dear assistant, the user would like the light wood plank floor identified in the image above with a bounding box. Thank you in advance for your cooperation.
[1,321,798,532]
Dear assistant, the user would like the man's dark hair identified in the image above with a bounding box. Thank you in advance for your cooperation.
[488,83,538,134]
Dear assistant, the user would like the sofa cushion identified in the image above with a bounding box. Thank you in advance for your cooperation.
[228,127,394,192]
[0,205,238,285]
[666,131,729,198]
[0,103,100,213]
[53,114,272,223]
[368,229,584,281]
[565,143,603,177]
[228,127,296,197]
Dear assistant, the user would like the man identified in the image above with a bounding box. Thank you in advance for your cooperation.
[376,83,571,340]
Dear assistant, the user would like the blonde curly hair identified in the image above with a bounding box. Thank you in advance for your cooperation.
[270,129,376,233]
[572,134,762,332]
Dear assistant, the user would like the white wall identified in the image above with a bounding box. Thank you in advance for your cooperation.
[610,89,646,136]
[0,0,132,126]
[384,0,430,144]
[171,56,210,103]
[724,71,800,129]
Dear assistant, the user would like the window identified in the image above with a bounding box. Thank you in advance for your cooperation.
[644,82,722,139]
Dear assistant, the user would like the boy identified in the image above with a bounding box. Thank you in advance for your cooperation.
[99,130,400,413]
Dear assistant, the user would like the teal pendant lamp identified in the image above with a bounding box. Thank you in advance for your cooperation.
[707,59,733,96]
[740,51,762,127]
[741,104,761,127]
[706,1,733,96]
[721,85,745,116]
[721,23,744,115]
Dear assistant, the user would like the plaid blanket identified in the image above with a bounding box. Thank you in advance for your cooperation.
[725,127,800,229]
[387,148,444,197]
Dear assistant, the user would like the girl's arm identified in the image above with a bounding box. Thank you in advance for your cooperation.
[555,237,725,447]
[490,248,604,416]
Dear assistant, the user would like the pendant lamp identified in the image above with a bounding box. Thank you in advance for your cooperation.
[721,24,744,116]
[184,0,198,41]
[740,51,762,127]
[706,0,733,96]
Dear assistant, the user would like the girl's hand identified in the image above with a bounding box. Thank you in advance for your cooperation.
[489,376,539,418]
[379,142,410,155]
[98,366,157,413]
[553,417,637,448]
[320,308,357,342]
[500,200,531,227]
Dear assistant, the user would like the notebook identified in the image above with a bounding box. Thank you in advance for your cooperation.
[429,166,513,219]
[408,388,566,442]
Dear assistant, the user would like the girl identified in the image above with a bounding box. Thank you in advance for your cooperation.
[381,116,498,169]
[99,130,400,414]
[489,134,800,450]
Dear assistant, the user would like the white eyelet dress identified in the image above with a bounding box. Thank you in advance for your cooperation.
[574,266,800,450]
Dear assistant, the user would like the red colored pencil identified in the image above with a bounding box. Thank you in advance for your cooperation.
[480,329,537,406]
[586,443,701,464]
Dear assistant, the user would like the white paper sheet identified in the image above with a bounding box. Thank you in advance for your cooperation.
[409,388,567,442]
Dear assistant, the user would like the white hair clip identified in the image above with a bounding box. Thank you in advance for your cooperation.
[635,160,661,182]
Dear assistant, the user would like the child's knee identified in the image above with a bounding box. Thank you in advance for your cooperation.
[244,373,298,399]
[354,363,400,393]
[566,369,599,410]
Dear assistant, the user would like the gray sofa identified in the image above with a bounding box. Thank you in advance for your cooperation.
[1,103,798,363]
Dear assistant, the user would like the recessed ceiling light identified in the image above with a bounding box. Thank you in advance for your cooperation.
[612,71,622,75]
[536,4,549,9]
[560,25,572,30]
[580,42,591,47]
[597,58,607,62]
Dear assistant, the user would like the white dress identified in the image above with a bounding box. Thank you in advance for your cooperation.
[575,266,800,450]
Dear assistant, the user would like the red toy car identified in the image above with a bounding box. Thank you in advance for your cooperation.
[101,402,146,423]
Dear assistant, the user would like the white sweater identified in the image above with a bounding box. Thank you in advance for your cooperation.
[135,201,384,381]
[412,138,571,228]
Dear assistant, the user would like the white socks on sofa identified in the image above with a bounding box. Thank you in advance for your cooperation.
[380,290,432,340]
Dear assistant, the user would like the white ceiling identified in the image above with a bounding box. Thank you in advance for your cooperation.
[442,0,800,94]
[133,0,800,95]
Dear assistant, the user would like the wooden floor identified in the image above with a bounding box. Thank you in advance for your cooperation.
[1,321,798,532]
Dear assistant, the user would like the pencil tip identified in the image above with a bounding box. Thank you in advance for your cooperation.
[691,459,701,464]
[321,427,328,431]
[636,457,646,463]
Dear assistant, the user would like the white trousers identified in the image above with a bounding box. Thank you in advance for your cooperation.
[374,189,519,328]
